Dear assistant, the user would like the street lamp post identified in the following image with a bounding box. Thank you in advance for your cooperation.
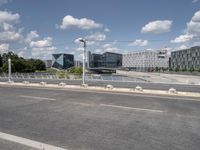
[79,39,86,85]
[8,58,11,82]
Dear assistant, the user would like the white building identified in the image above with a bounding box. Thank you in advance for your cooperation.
[123,50,170,71]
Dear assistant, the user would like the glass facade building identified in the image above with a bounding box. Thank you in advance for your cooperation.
[52,53,74,69]
[171,46,200,70]
[88,51,122,68]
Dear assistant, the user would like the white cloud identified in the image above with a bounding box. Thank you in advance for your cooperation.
[187,10,200,36]
[0,11,23,43]
[128,39,149,46]
[25,31,39,43]
[171,34,194,43]
[141,20,173,34]
[0,43,9,53]
[96,43,120,53]
[75,32,106,46]
[171,10,200,44]
[178,45,188,49]
[192,0,199,3]
[0,31,23,42]
[104,28,110,32]
[86,32,106,41]
[30,37,52,48]
[58,15,103,30]
[32,46,57,59]
[0,10,20,23]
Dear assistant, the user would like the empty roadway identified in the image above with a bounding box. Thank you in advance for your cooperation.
[0,85,200,150]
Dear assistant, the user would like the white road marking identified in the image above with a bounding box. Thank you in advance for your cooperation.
[72,102,94,106]
[0,131,67,150]
[100,104,164,113]
[19,95,56,101]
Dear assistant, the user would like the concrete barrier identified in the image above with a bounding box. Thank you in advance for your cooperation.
[135,86,143,92]
[7,81,14,84]
[58,82,66,87]
[40,82,47,86]
[81,84,88,88]
[106,84,114,89]
[168,88,177,94]
[22,81,30,85]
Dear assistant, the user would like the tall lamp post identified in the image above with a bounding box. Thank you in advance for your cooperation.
[8,58,11,82]
[79,39,86,85]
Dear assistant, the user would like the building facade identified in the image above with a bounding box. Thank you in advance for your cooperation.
[123,50,170,71]
[52,53,74,69]
[88,51,122,68]
[171,46,200,70]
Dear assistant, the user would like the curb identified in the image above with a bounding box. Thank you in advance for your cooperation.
[0,82,199,98]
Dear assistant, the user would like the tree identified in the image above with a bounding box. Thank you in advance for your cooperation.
[0,54,2,67]
[0,52,46,73]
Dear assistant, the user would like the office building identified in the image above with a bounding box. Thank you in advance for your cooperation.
[171,46,200,70]
[123,49,170,71]
[88,51,122,68]
[52,53,74,69]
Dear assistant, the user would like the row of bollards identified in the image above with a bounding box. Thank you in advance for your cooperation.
[6,81,178,94]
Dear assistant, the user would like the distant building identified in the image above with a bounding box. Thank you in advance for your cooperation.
[43,60,52,68]
[52,53,74,69]
[88,51,122,68]
[74,60,83,67]
[171,46,200,70]
[123,49,170,71]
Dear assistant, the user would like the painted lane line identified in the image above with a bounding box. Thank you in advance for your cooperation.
[72,102,94,106]
[19,95,56,101]
[0,132,67,150]
[100,104,164,113]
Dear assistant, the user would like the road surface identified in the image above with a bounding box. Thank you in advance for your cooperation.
[0,85,200,150]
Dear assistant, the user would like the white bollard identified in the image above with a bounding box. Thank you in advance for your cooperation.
[58,82,66,87]
[135,86,143,92]
[40,82,47,86]
[106,84,114,89]
[168,88,177,94]
[22,81,30,85]
[81,84,88,88]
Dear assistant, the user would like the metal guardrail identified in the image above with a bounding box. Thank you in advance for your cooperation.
[0,73,146,82]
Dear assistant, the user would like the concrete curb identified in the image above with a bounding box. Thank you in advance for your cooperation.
[0,82,199,98]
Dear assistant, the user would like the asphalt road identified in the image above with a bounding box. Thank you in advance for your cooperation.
[0,78,200,93]
[0,85,200,150]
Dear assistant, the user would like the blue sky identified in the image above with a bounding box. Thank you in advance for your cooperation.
[0,0,200,60]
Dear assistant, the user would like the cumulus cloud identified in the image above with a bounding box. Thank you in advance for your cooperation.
[0,10,20,23]
[104,28,110,32]
[58,15,103,30]
[178,45,188,49]
[171,10,200,44]
[25,31,39,43]
[141,20,173,34]
[29,36,57,59]
[74,32,106,46]
[30,37,52,48]
[0,31,23,42]
[0,43,9,53]
[95,43,120,53]
[0,11,23,43]
[32,46,57,59]
[128,39,149,46]
[86,32,106,41]
[187,10,200,36]
[171,34,194,43]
